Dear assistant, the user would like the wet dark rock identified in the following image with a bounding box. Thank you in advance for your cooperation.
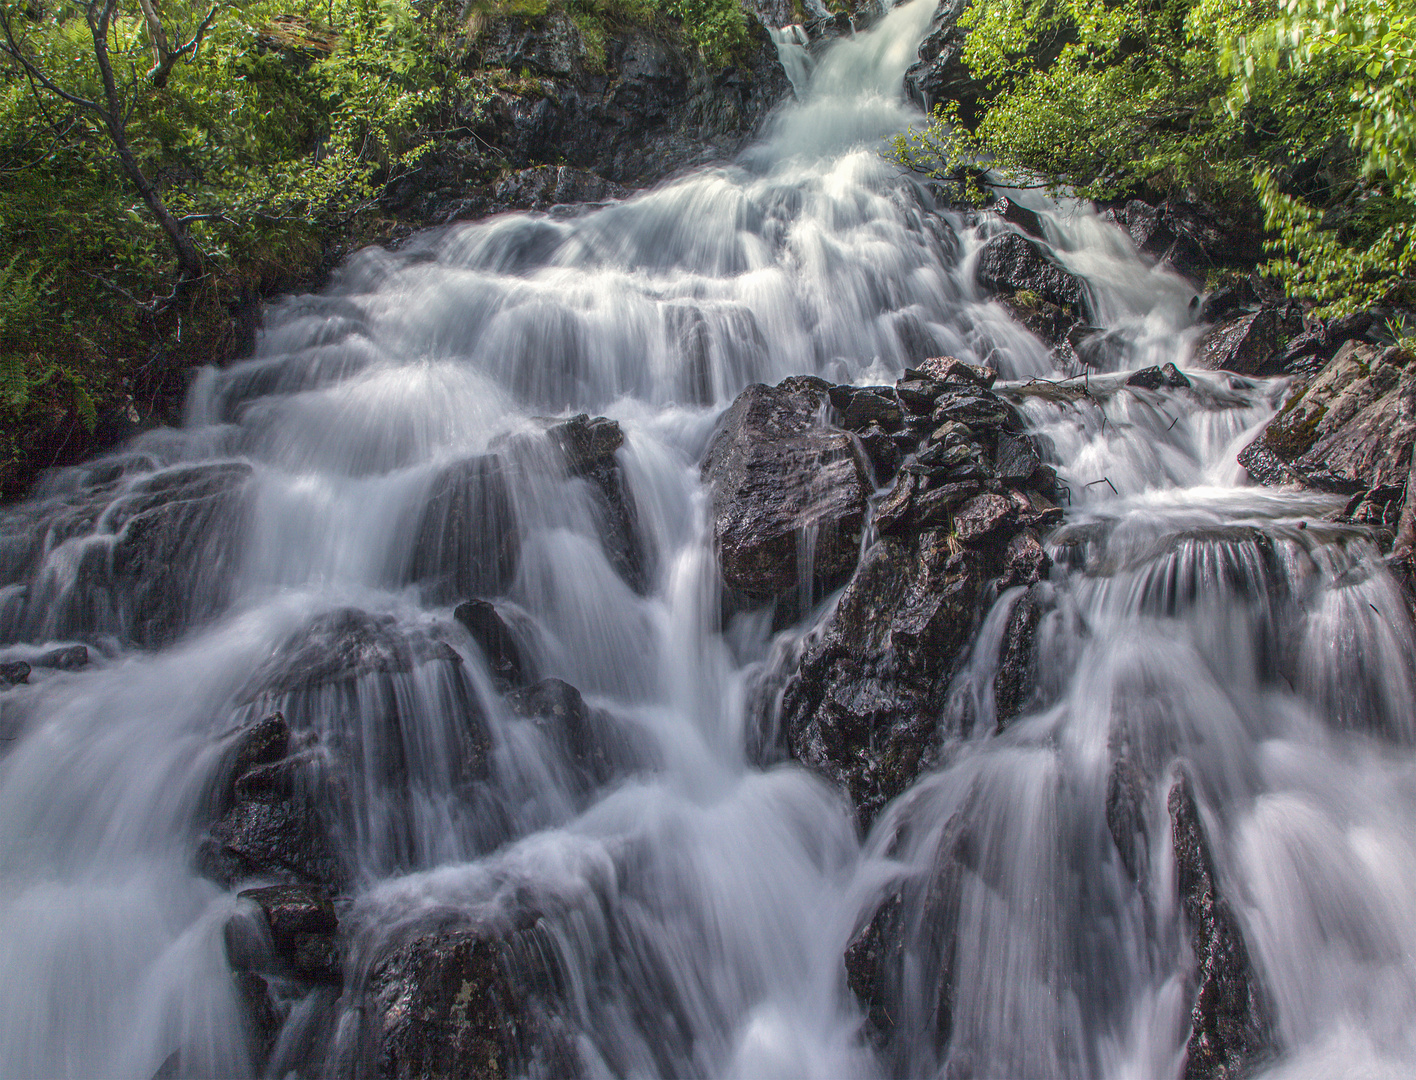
[874,469,921,535]
[34,644,88,670]
[1000,528,1050,589]
[739,369,1058,821]
[702,382,872,602]
[1193,305,1304,378]
[247,609,463,699]
[931,386,1021,431]
[230,884,342,985]
[1105,758,1150,884]
[780,530,985,825]
[1110,198,1262,284]
[845,809,976,1063]
[238,607,492,790]
[233,971,282,1068]
[200,790,346,891]
[916,480,982,526]
[1199,280,1263,324]
[895,377,947,414]
[953,493,1014,543]
[367,928,545,1080]
[844,893,903,1047]
[531,413,647,593]
[1169,772,1270,1079]
[0,460,253,648]
[830,385,907,432]
[1239,343,1415,496]
[547,413,624,475]
[992,195,1045,238]
[200,713,346,891]
[107,463,254,647]
[915,355,997,388]
[481,17,790,180]
[388,15,789,223]
[225,714,292,800]
[454,599,528,689]
[1001,292,1078,347]
[993,583,1044,725]
[405,455,518,603]
[993,432,1042,484]
[492,164,630,212]
[904,0,990,121]
[203,610,492,889]
[854,423,904,484]
[506,677,641,790]
[1127,364,1192,391]
[976,233,1086,315]
[1288,358,1416,496]
[0,660,29,685]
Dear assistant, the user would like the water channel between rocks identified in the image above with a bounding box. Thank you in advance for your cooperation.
[2,2,1415,1078]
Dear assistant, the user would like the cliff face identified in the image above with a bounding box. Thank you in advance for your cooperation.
[381,11,791,224]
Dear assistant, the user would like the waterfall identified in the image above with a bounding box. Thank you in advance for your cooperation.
[2,1,1415,1077]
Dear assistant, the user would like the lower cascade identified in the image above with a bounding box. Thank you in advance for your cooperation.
[3,2,1416,1078]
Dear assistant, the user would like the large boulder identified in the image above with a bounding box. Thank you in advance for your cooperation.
[702,382,873,603]
[764,365,1060,826]
[366,928,547,1080]
[1238,343,1415,495]
[975,233,1086,317]
[781,531,985,824]
[1192,305,1304,378]
[1108,198,1263,285]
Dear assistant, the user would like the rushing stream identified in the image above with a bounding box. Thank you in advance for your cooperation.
[3,2,1416,1077]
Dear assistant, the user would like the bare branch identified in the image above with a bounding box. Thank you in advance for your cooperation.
[81,267,200,316]
[0,7,109,118]
[146,3,219,87]
[135,0,171,80]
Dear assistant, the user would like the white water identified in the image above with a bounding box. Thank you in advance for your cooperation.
[2,2,1415,1077]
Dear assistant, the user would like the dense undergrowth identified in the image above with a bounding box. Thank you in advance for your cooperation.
[0,0,749,494]
[894,0,1416,319]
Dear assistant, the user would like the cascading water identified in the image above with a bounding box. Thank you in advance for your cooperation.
[2,1,1414,1077]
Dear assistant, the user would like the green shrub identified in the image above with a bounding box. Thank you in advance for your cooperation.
[892,0,1416,315]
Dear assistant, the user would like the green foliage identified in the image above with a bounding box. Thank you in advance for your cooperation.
[0,0,752,486]
[0,0,484,485]
[1229,0,1416,314]
[659,0,749,66]
[2,0,481,287]
[892,0,1416,316]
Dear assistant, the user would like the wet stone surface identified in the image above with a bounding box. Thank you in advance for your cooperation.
[721,360,1062,827]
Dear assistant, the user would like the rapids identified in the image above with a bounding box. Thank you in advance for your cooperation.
[2,1,1415,1077]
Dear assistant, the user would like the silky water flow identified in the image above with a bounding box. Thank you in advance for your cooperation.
[1,1,1414,1076]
